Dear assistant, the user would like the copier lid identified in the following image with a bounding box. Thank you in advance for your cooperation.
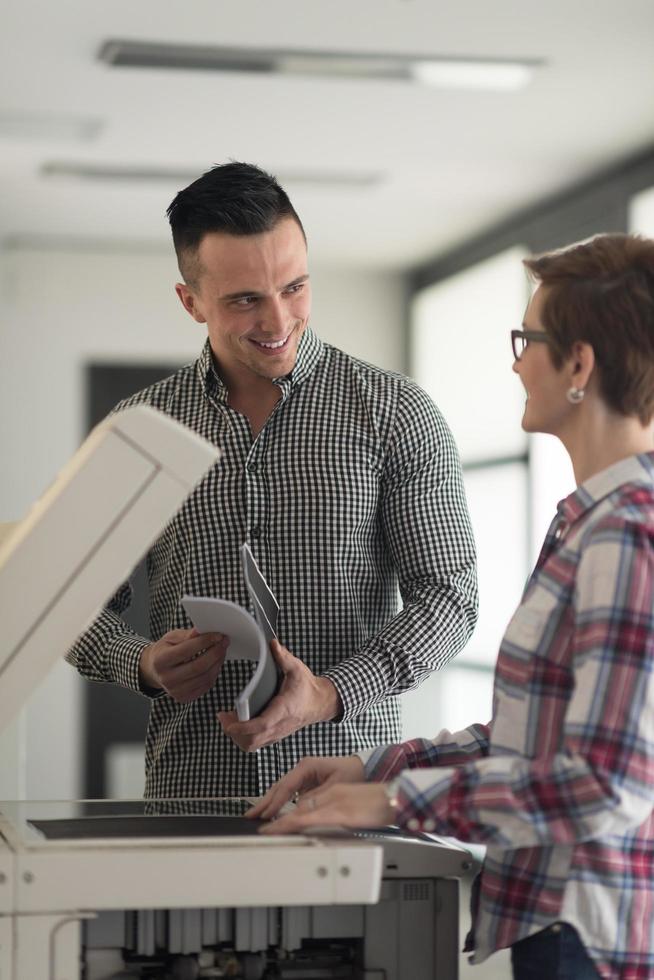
[0,405,220,732]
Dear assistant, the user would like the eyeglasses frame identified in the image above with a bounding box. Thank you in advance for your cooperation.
[511,329,550,361]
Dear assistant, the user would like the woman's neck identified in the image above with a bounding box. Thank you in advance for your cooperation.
[560,405,653,485]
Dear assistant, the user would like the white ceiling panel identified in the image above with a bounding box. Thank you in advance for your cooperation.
[1,0,653,267]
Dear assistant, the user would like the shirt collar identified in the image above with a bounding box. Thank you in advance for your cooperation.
[195,327,324,402]
[275,327,324,393]
[558,451,654,527]
[194,339,226,403]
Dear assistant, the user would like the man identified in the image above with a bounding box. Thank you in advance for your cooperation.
[67,162,478,798]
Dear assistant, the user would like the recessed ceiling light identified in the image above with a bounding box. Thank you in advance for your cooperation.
[98,39,542,91]
[0,113,102,142]
[40,162,383,190]
[410,60,534,91]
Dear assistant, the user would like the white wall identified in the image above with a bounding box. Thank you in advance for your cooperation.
[0,244,406,799]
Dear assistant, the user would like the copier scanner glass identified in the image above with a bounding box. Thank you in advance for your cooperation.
[2,799,267,843]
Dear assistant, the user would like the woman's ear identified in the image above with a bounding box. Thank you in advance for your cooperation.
[568,340,595,391]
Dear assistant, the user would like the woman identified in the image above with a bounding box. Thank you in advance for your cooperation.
[248,233,654,979]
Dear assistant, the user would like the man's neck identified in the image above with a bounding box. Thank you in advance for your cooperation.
[210,346,290,437]
[223,372,281,438]
[230,387,280,438]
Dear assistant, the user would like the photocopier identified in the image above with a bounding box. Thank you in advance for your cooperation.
[0,405,477,980]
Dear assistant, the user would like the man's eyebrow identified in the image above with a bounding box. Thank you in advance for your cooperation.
[221,288,261,301]
[221,274,310,302]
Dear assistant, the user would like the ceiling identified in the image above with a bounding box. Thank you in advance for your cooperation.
[1,0,654,269]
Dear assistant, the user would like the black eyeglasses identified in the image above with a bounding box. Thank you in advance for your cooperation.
[511,329,550,361]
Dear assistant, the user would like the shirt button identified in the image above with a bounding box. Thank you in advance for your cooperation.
[423,819,436,832]
[250,527,261,540]
[407,818,420,832]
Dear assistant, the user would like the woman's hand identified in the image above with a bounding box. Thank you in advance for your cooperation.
[258,781,395,835]
[246,755,365,821]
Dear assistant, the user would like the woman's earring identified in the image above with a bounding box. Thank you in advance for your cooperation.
[566,386,585,404]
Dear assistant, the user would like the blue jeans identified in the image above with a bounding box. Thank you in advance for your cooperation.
[511,922,600,979]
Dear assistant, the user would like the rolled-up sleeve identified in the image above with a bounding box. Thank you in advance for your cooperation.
[65,580,152,697]
[376,517,654,847]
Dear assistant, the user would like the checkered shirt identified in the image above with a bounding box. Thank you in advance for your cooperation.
[365,452,654,979]
[67,329,477,798]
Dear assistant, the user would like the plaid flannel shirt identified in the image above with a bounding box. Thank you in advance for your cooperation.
[365,452,654,979]
[67,329,478,798]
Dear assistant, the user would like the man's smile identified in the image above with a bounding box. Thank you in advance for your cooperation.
[249,333,291,353]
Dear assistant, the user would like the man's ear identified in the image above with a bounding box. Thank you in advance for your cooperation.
[175,282,207,324]
[569,340,595,391]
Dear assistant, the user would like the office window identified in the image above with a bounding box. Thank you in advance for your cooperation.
[403,247,530,739]
[410,246,529,464]
[401,664,494,741]
[630,186,654,235]
[462,463,528,666]
[528,432,575,564]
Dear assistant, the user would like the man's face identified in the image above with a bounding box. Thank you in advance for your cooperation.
[176,218,311,386]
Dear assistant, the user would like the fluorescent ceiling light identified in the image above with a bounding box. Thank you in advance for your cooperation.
[99,40,541,91]
[411,60,534,91]
[41,163,195,183]
[277,54,406,79]
[41,162,383,190]
[4,233,170,253]
[0,113,102,142]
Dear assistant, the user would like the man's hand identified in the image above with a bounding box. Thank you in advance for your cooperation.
[259,781,395,835]
[218,640,343,752]
[246,755,364,821]
[139,628,229,703]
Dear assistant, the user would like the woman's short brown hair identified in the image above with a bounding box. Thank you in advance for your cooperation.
[524,233,654,423]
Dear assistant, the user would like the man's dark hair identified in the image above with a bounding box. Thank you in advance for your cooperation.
[167,161,305,286]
